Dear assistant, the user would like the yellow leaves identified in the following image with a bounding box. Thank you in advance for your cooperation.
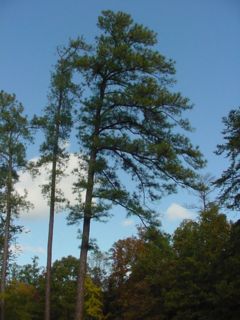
[84,277,106,320]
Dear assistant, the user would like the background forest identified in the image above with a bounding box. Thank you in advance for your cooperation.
[0,1,240,320]
[1,206,240,319]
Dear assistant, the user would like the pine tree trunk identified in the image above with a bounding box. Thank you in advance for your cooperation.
[75,151,96,320]
[44,90,62,320]
[0,162,12,320]
[44,155,57,320]
[44,87,63,320]
[75,215,91,320]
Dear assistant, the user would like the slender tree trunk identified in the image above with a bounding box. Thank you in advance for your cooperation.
[44,154,57,320]
[44,93,61,320]
[0,162,12,320]
[75,151,96,320]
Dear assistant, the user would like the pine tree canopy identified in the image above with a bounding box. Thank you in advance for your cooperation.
[68,10,205,225]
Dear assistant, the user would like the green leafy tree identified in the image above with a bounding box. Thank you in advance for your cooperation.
[31,44,83,320]
[170,205,230,319]
[105,210,235,320]
[68,10,204,319]
[0,91,32,320]
[6,256,45,320]
[213,219,240,320]
[125,228,174,320]
[4,255,105,320]
[50,256,105,320]
[17,256,43,287]
[4,280,40,320]
[215,107,240,210]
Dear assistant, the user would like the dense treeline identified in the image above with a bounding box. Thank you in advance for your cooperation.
[1,205,240,319]
[0,9,239,320]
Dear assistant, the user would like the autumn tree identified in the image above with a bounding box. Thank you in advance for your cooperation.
[104,207,232,320]
[105,235,145,319]
[69,10,204,319]
[105,228,174,320]
[215,107,240,211]
[0,91,32,320]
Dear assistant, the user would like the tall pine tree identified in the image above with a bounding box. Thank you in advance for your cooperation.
[0,91,32,320]
[31,44,83,320]
[69,11,205,319]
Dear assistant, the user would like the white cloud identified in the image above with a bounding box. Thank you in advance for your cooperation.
[166,203,194,221]
[121,219,134,227]
[10,244,46,255]
[15,154,83,220]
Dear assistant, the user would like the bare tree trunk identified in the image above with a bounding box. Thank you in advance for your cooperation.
[44,87,63,320]
[44,155,57,320]
[0,162,12,320]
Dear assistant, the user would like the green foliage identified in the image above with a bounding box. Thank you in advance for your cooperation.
[31,46,81,203]
[16,257,43,287]
[170,205,231,320]
[68,10,204,226]
[0,90,32,235]
[4,281,41,320]
[4,255,106,320]
[213,220,240,319]
[50,256,79,320]
[215,107,240,210]
[50,256,105,320]
[0,90,33,217]
[0,91,33,319]
[0,91,32,164]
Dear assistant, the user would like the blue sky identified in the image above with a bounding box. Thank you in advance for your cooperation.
[1,0,240,266]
